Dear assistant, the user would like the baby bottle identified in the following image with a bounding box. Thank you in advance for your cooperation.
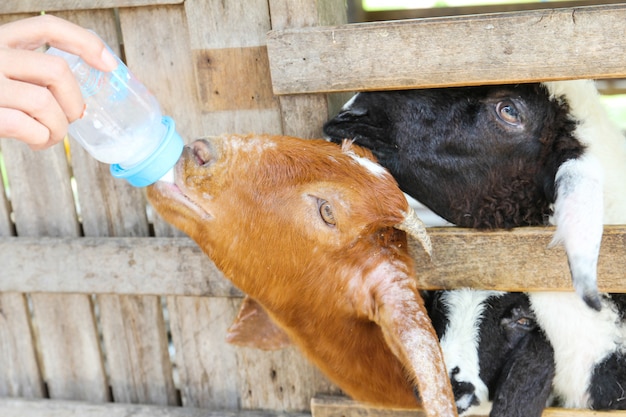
[46,43,183,187]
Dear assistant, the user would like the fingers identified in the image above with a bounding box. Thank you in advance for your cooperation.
[0,14,118,149]
[0,48,85,122]
[0,108,59,150]
[0,14,117,72]
[0,76,70,149]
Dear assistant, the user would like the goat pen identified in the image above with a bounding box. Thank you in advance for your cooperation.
[1,1,626,416]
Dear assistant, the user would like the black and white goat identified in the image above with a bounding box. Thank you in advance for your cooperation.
[425,290,554,416]
[324,80,626,310]
[324,80,626,414]
[426,289,626,415]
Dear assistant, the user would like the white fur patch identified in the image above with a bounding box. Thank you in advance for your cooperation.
[342,145,388,178]
[550,154,604,304]
[230,135,277,154]
[529,292,626,408]
[439,290,503,410]
[544,80,626,225]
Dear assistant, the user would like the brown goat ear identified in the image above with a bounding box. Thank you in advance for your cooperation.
[395,206,432,258]
[371,275,456,416]
[226,297,292,350]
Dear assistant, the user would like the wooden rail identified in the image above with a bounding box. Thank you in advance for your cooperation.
[1,225,625,294]
[267,3,626,94]
[310,396,626,417]
[0,398,310,417]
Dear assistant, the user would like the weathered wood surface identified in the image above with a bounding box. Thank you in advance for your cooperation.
[161,2,338,410]
[2,225,626,294]
[97,294,177,405]
[51,9,179,406]
[268,0,351,139]
[1,2,625,416]
[0,132,108,402]
[0,13,42,401]
[312,396,425,417]
[354,0,626,21]
[267,3,626,95]
[118,3,201,238]
[0,0,182,14]
[0,236,235,295]
[0,293,44,398]
[311,395,626,417]
[414,225,626,292]
[0,398,311,417]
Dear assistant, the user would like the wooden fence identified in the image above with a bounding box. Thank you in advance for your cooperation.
[1,1,626,416]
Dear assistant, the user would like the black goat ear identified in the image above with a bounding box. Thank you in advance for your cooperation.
[490,332,555,417]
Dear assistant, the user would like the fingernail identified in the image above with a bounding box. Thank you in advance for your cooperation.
[101,48,119,71]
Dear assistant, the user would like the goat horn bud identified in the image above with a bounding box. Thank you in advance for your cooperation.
[395,206,432,257]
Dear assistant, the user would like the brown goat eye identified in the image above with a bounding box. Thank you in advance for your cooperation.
[319,200,336,226]
[496,101,522,126]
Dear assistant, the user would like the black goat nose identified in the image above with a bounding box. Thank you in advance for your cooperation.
[452,378,476,400]
[449,369,478,413]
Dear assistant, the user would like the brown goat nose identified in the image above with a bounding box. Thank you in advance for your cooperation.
[189,139,215,167]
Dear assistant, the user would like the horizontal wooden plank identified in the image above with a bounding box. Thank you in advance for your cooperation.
[0,398,310,417]
[0,0,182,14]
[310,395,626,417]
[267,3,626,94]
[1,226,625,295]
[311,396,425,417]
[414,225,626,293]
[355,0,626,21]
[0,236,242,297]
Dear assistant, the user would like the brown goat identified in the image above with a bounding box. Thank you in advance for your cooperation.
[147,134,457,417]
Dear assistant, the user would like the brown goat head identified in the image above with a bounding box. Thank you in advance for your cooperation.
[147,134,456,417]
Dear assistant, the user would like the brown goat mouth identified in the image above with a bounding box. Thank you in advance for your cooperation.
[156,180,213,220]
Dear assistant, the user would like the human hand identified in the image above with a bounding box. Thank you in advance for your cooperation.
[0,15,118,150]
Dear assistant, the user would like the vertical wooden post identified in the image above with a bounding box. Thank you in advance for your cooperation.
[0,293,44,399]
[269,0,350,139]
[167,0,284,409]
[56,8,179,406]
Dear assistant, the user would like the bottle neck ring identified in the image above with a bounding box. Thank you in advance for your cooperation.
[110,116,184,187]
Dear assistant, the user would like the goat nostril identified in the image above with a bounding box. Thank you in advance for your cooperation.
[190,139,214,167]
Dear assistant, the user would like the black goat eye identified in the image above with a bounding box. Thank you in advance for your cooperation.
[496,101,522,126]
[319,200,336,226]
